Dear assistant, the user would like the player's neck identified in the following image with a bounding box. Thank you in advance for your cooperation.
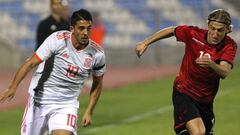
[75,43,88,50]
[71,35,88,51]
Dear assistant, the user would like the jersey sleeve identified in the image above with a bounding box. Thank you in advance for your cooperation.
[221,43,238,66]
[35,32,58,62]
[175,25,192,43]
[92,53,106,76]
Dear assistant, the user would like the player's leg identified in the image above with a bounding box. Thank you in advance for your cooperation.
[51,129,73,135]
[186,117,205,135]
[49,107,78,135]
[172,90,205,135]
[199,102,215,135]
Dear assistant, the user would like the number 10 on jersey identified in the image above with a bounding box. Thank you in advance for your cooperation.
[199,51,211,58]
[67,114,77,128]
[66,64,79,78]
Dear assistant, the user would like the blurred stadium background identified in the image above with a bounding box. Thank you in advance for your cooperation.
[0,0,240,69]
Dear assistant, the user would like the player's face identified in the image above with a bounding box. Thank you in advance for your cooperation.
[71,20,92,45]
[207,21,230,45]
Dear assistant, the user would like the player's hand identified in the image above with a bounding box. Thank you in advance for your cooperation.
[195,55,214,67]
[81,112,92,127]
[135,42,148,58]
[0,87,16,102]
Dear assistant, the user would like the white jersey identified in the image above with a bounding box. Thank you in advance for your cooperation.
[29,31,106,107]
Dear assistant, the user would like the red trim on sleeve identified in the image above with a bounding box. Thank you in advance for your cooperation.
[34,52,43,62]
[175,122,186,129]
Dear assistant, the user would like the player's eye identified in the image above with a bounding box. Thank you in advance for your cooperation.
[209,26,216,31]
[217,28,225,32]
[87,27,91,31]
[78,26,85,31]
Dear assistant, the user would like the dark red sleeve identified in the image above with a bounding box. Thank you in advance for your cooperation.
[175,25,191,43]
[221,43,237,66]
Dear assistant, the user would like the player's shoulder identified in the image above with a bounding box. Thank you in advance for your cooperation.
[186,25,205,33]
[46,30,71,43]
[177,25,200,30]
[55,31,71,40]
[225,35,238,49]
[46,31,70,48]
[88,40,105,54]
[176,25,205,35]
[190,26,207,38]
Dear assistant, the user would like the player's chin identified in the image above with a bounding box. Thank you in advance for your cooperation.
[81,38,89,44]
[210,39,220,45]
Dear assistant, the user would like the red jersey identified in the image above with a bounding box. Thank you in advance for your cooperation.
[174,25,237,103]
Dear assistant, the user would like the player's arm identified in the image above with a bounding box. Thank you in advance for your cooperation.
[82,74,104,127]
[0,54,41,102]
[196,57,232,79]
[211,61,232,79]
[135,26,176,58]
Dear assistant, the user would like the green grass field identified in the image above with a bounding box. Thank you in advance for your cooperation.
[0,65,240,135]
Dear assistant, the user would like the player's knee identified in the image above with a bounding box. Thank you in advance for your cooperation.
[191,127,206,135]
[51,129,73,135]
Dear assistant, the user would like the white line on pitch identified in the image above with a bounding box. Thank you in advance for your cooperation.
[79,86,237,135]
[79,105,172,135]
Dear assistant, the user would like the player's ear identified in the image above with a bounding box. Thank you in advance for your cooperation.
[226,25,233,33]
[70,26,74,32]
[207,20,210,25]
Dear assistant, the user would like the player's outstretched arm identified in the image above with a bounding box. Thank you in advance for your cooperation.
[82,74,104,127]
[135,26,176,58]
[0,54,41,102]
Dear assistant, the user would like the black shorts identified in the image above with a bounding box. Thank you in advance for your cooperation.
[172,90,215,135]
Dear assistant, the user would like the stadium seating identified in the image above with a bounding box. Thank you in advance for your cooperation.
[0,0,239,51]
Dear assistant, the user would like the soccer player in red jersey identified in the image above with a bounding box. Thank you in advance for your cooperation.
[135,9,237,135]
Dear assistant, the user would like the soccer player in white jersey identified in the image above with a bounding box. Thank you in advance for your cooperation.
[0,9,106,135]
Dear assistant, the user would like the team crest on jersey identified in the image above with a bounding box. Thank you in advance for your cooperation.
[84,57,93,68]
